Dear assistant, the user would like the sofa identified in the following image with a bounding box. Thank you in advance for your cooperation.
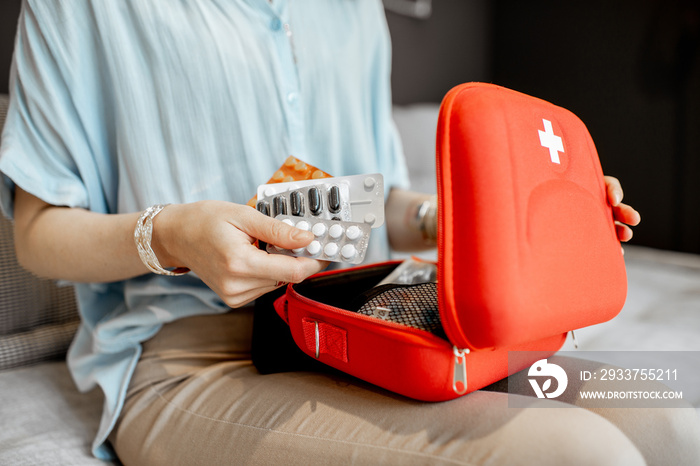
[0,94,115,464]
[2,93,699,464]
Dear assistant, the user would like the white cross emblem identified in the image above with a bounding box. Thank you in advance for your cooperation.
[538,119,564,164]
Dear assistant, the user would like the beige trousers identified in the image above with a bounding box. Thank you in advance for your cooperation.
[110,311,700,466]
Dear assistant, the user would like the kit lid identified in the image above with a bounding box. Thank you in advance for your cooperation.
[436,83,627,351]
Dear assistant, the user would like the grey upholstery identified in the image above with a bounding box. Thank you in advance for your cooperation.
[0,94,109,463]
[0,93,81,371]
[0,362,109,465]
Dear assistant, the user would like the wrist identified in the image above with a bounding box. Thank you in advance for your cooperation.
[151,204,180,267]
[134,204,189,275]
[409,194,438,246]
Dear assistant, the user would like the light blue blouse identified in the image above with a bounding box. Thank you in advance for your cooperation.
[0,0,408,459]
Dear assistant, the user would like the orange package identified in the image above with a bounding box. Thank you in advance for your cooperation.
[247,156,333,208]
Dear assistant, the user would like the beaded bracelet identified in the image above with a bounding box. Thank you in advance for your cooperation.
[134,204,190,276]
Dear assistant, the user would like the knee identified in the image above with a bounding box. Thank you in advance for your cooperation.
[553,420,646,466]
[521,408,646,466]
[642,406,700,466]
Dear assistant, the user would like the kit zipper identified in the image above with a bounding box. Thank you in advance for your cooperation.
[437,146,469,396]
[435,88,470,351]
[435,84,494,352]
[452,346,469,395]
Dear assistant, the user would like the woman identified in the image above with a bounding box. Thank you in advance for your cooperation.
[4,1,694,465]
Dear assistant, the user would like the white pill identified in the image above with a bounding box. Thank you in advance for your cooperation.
[306,240,322,256]
[282,218,295,227]
[312,223,327,237]
[292,247,305,254]
[341,244,357,260]
[264,187,276,197]
[329,224,344,239]
[345,225,362,241]
[364,177,376,190]
[296,220,310,231]
[364,213,376,225]
[324,242,339,257]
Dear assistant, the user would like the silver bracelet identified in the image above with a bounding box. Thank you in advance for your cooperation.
[133,204,189,276]
[412,195,438,246]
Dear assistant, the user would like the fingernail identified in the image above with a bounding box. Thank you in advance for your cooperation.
[292,229,312,242]
[613,191,622,205]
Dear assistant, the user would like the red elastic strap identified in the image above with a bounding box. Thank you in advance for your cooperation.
[302,318,348,363]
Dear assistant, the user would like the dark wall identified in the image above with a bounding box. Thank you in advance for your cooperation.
[386,0,492,104]
[0,0,21,94]
[491,0,700,253]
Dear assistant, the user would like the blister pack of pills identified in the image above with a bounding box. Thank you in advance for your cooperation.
[256,173,385,228]
[268,216,371,264]
[257,183,352,223]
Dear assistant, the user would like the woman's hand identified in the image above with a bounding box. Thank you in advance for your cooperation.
[604,176,641,242]
[13,188,324,307]
[153,201,327,308]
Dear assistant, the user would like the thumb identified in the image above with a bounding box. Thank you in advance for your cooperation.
[240,209,314,249]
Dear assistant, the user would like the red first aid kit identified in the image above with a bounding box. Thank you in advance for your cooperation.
[270,83,627,401]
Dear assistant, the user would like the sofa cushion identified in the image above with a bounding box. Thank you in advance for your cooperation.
[0,361,112,464]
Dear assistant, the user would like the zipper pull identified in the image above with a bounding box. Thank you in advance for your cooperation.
[452,346,469,395]
[570,330,579,349]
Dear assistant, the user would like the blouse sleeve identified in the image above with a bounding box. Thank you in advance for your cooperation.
[0,0,110,219]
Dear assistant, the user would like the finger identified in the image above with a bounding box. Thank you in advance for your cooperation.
[242,248,327,282]
[615,221,634,242]
[212,274,293,308]
[613,203,641,226]
[234,207,314,249]
[604,176,623,206]
[224,260,329,307]
[225,285,280,308]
